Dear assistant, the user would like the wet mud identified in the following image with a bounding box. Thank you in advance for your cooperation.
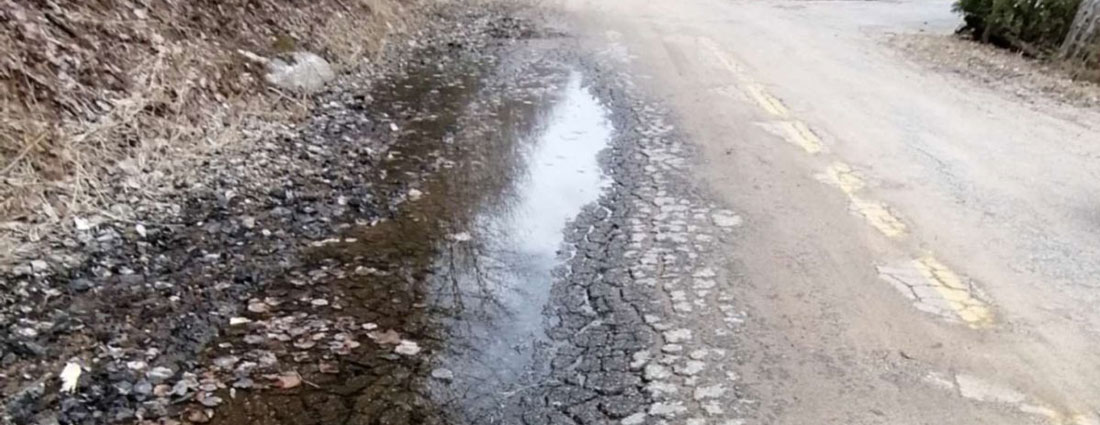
[196,29,749,424]
[3,5,754,425]
[198,31,649,424]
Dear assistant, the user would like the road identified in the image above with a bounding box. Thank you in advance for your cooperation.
[556,0,1100,423]
[9,2,1100,424]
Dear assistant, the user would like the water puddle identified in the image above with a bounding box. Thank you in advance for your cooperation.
[207,48,615,424]
[428,72,612,414]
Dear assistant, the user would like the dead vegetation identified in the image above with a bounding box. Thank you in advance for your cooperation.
[0,0,415,267]
[887,32,1100,111]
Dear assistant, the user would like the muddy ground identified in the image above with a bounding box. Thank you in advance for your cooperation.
[2,3,750,425]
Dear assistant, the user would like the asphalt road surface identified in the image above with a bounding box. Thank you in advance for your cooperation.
[557,0,1100,423]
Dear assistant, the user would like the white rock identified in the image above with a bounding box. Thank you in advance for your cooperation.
[664,328,693,343]
[712,210,743,228]
[621,412,647,425]
[60,361,82,393]
[229,317,252,326]
[395,340,421,355]
[264,51,335,93]
[431,368,454,381]
[649,402,687,417]
[30,260,48,272]
[74,217,92,231]
[644,364,671,380]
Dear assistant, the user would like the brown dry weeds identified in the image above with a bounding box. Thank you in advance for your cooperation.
[0,0,415,267]
[887,32,1100,110]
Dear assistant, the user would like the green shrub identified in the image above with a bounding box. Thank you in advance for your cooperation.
[955,0,1082,55]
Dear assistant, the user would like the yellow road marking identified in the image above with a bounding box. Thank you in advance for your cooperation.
[746,84,790,117]
[699,37,747,79]
[850,197,908,238]
[817,162,907,238]
[699,37,791,118]
[820,162,864,193]
[913,257,994,328]
[777,121,823,154]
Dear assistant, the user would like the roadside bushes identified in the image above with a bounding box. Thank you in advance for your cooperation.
[954,0,1082,55]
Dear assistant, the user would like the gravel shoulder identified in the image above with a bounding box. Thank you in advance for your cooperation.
[1,4,540,424]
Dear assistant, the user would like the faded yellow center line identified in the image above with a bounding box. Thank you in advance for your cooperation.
[745,84,790,117]
[913,257,994,328]
[703,37,1000,332]
[817,162,908,238]
[927,372,1098,425]
[759,120,825,154]
[781,120,824,154]
[849,197,908,238]
[698,36,748,81]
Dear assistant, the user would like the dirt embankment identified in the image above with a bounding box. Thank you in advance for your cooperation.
[0,0,412,268]
[1,2,544,424]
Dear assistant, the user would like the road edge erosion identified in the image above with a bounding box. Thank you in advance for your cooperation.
[0,0,418,269]
[0,4,544,424]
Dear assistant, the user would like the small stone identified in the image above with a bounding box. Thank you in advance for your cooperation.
[310,298,329,307]
[229,317,251,326]
[153,384,172,397]
[74,217,92,231]
[199,395,223,407]
[273,372,301,389]
[649,402,687,418]
[127,360,148,371]
[147,366,174,383]
[712,211,743,228]
[318,362,339,374]
[232,378,254,389]
[184,408,210,423]
[134,381,153,395]
[621,412,647,425]
[664,328,692,343]
[213,356,239,370]
[675,360,705,376]
[394,340,421,356]
[407,189,423,201]
[30,260,48,272]
[247,302,269,313]
[69,279,94,292]
[367,329,401,345]
[431,368,454,381]
[171,379,195,396]
[644,364,671,381]
[694,384,727,400]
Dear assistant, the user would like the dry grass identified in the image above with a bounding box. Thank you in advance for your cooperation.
[887,32,1100,110]
[0,0,415,267]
